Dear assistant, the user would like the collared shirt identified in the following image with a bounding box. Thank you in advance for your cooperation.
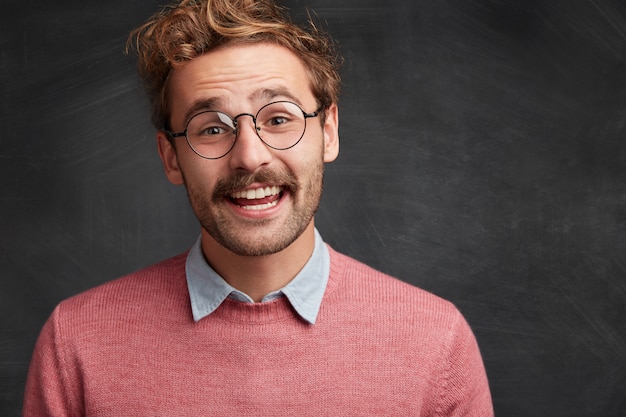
[185,229,330,324]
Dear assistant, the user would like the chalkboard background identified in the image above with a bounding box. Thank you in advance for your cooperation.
[2,0,625,415]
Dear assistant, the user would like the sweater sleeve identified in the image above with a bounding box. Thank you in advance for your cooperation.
[22,306,84,417]
[435,310,494,417]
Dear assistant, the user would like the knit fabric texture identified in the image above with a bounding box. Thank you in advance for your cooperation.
[23,246,493,416]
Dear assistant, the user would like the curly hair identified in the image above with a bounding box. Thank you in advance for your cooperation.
[126,0,342,130]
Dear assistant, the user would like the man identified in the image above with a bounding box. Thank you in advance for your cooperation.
[23,0,493,415]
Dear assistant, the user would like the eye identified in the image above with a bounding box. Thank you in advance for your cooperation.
[264,111,299,127]
[268,116,290,126]
[200,125,230,135]
[187,111,234,139]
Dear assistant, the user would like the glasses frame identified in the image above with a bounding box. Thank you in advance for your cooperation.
[165,100,323,160]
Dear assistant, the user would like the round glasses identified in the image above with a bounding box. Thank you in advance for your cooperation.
[166,101,322,159]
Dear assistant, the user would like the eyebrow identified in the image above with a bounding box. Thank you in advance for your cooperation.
[182,97,224,127]
[249,87,304,108]
[181,87,305,127]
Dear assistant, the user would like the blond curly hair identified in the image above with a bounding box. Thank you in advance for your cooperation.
[127,0,342,130]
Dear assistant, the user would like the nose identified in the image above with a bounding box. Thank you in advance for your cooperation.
[228,114,272,172]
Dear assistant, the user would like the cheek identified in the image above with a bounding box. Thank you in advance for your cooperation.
[284,152,322,184]
[290,147,326,190]
[291,134,326,166]
[178,157,223,192]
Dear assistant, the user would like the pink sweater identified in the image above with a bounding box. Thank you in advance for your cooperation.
[23,246,493,416]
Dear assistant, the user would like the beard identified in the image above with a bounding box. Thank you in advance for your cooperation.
[183,160,324,257]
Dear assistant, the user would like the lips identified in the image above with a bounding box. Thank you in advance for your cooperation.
[229,185,283,211]
[213,168,298,213]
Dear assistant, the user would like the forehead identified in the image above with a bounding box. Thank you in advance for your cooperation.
[167,43,315,123]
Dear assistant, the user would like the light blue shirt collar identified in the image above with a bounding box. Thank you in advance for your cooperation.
[185,229,330,324]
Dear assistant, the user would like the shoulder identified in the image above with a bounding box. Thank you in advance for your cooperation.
[323,245,485,369]
[325,245,463,326]
[55,252,189,323]
[327,245,455,305]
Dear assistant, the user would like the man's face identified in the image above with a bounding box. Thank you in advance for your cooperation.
[157,43,339,256]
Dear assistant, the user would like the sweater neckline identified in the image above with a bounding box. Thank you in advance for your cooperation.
[201,246,345,325]
[209,296,300,324]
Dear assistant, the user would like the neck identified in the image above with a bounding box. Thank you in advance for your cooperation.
[200,222,316,302]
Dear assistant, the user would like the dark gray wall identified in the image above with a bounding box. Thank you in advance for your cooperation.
[2,0,625,415]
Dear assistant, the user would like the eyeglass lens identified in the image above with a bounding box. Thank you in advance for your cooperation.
[185,101,307,159]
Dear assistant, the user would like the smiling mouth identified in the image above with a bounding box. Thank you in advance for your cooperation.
[229,185,283,211]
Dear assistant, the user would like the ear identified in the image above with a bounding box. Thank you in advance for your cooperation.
[157,131,184,185]
[322,103,339,163]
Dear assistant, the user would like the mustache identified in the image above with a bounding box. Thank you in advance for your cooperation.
[212,168,299,202]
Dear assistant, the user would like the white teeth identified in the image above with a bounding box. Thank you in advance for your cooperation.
[231,186,280,200]
[241,200,279,211]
